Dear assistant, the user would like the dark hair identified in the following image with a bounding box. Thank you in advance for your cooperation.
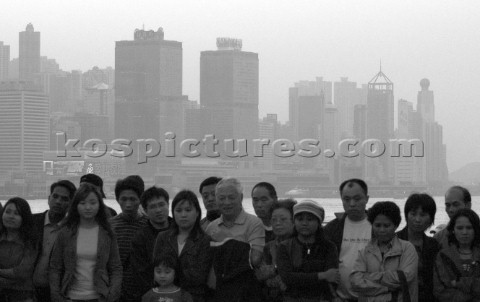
[447,209,480,247]
[199,176,222,193]
[404,193,436,226]
[171,190,203,237]
[65,183,113,236]
[367,201,401,227]
[50,180,77,201]
[80,174,106,198]
[251,182,278,201]
[141,186,169,209]
[114,175,145,200]
[0,197,34,245]
[446,186,472,204]
[152,253,179,286]
[339,178,368,196]
[270,198,297,218]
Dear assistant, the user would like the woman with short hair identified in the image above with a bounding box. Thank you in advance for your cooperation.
[397,193,439,302]
[350,201,418,302]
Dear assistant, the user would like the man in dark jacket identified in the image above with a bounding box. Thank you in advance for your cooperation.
[324,178,371,302]
[32,179,76,302]
[129,186,173,300]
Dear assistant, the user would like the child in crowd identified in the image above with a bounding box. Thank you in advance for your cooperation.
[142,254,193,302]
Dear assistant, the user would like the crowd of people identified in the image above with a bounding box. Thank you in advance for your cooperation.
[0,174,479,302]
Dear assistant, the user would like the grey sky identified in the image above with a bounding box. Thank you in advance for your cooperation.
[2,0,480,172]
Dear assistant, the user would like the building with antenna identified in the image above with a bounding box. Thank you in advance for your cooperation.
[366,66,394,184]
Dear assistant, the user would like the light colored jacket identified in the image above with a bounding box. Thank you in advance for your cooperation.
[49,226,122,302]
[350,236,418,302]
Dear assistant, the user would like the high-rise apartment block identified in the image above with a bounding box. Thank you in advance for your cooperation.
[0,81,49,175]
[19,23,40,81]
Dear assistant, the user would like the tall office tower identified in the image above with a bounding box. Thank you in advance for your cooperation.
[366,68,394,184]
[324,103,339,183]
[200,38,259,145]
[334,77,367,138]
[0,42,10,80]
[19,23,41,81]
[417,78,434,123]
[0,81,49,175]
[115,28,183,141]
[289,77,331,140]
[416,79,447,186]
[394,99,426,185]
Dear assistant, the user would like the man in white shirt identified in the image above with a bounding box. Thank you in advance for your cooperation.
[324,178,372,302]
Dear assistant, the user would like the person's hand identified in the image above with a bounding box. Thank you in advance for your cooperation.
[255,265,276,280]
[456,277,474,292]
[319,268,340,283]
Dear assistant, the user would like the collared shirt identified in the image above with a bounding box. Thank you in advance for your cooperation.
[205,209,265,252]
[33,211,63,287]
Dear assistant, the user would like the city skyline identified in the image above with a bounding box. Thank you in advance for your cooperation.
[1,0,479,172]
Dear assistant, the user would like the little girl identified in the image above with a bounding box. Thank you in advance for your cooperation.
[142,254,193,302]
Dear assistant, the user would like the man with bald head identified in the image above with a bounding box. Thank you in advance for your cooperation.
[434,185,472,249]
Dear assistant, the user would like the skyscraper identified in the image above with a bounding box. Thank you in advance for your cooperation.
[289,77,332,140]
[334,77,367,138]
[0,41,9,80]
[416,79,448,186]
[19,23,40,81]
[366,67,394,184]
[0,81,49,175]
[115,27,184,141]
[200,38,259,143]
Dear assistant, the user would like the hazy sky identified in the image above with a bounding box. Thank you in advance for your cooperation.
[2,0,480,172]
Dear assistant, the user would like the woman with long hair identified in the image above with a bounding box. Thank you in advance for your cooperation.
[397,193,439,302]
[434,208,480,301]
[49,183,122,302]
[350,201,418,302]
[276,200,339,302]
[0,197,37,302]
[153,190,211,302]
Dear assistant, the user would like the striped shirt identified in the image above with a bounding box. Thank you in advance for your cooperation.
[110,213,148,298]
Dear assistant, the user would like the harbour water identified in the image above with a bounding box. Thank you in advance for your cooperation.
[2,195,478,232]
